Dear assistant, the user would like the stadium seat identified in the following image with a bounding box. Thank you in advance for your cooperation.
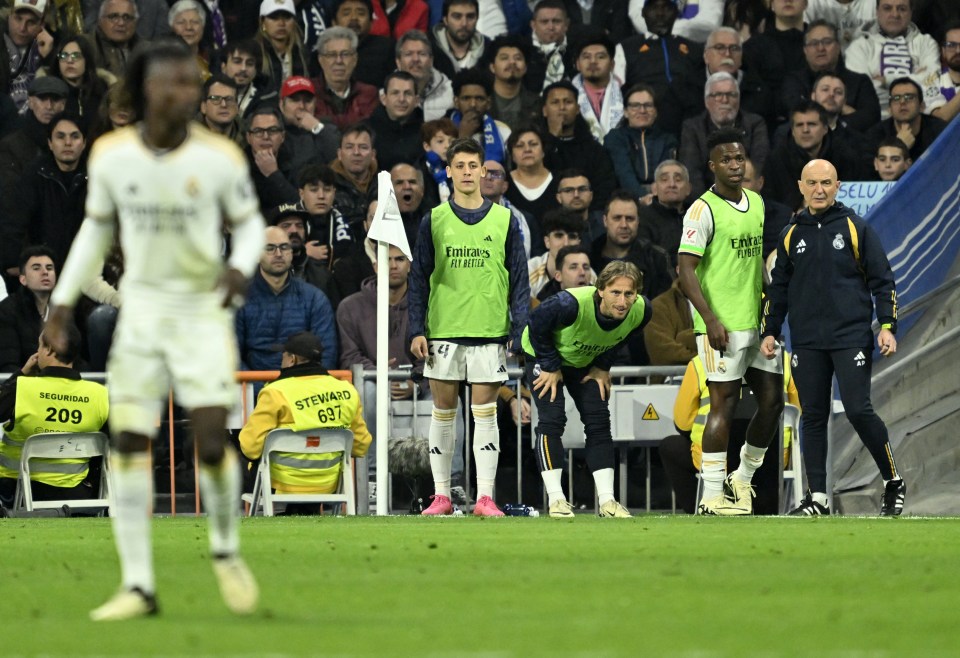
[245,428,356,516]
[13,431,111,513]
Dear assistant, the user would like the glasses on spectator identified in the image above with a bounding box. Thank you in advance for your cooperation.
[248,126,284,135]
[105,12,136,22]
[264,243,293,253]
[943,41,960,51]
[708,43,742,54]
[890,93,918,103]
[320,50,356,61]
[58,51,83,61]
[804,37,837,48]
[626,102,655,111]
[707,91,740,100]
[206,94,237,105]
[485,170,506,180]
[559,185,591,195]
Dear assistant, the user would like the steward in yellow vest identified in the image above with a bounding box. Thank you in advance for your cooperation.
[0,325,109,508]
[239,332,371,511]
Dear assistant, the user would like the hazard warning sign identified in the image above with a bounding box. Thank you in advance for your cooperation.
[641,404,659,421]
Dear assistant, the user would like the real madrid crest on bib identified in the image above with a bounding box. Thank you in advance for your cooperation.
[833,233,845,250]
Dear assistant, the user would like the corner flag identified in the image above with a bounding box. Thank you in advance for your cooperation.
[367,171,411,259]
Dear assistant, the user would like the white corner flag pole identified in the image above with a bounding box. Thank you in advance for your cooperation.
[368,171,412,516]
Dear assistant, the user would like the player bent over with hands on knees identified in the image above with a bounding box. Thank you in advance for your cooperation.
[677,127,784,516]
[761,158,903,517]
[409,137,530,517]
[522,261,652,518]
[44,40,265,620]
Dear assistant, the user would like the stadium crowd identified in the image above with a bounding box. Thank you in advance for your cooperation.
[0,0,954,513]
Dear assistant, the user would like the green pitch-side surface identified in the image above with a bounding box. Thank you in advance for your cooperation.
[3,515,958,657]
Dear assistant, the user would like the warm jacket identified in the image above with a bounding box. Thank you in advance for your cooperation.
[542,116,617,212]
[0,287,44,373]
[429,24,489,79]
[778,62,881,133]
[279,121,341,183]
[643,277,696,366]
[235,271,338,371]
[331,158,377,226]
[367,105,425,172]
[845,22,945,119]
[864,114,947,164]
[762,131,865,211]
[1,154,87,271]
[763,202,897,349]
[311,77,380,131]
[246,148,299,213]
[0,112,47,202]
[589,233,674,301]
[336,275,415,370]
[354,34,396,89]
[638,197,686,267]
[679,110,769,198]
[369,0,429,39]
[80,29,141,79]
[604,124,678,199]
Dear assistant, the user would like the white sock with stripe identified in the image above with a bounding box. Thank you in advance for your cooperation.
[734,443,767,484]
[198,447,241,557]
[701,451,727,500]
[472,402,499,499]
[110,452,155,594]
[428,407,457,498]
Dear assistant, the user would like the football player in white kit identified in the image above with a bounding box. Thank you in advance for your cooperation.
[45,40,266,621]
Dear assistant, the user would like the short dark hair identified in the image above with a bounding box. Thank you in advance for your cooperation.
[41,322,82,365]
[533,0,567,17]
[556,168,589,184]
[790,99,829,126]
[19,245,56,273]
[486,34,530,64]
[555,244,590,271]
[334,0,373,13]
[572,31,615,60]
[804,18,838,38]
[888,76,923,101]
[876,136,911,159]
[604,189,639,215]
[203,73,238,96]
[452,67,492,97]
[221,39,261,71]
[442,0,478,16]
[706,127,746,154]
[446,136,484,163]
[341,121,376,146]
[541,208,586,235]
[542,80,578,103]
[382,70,417,92]
[297,163,337,189]
[46,111,86,141]
[244,105,284,132]
[811,70,844,91]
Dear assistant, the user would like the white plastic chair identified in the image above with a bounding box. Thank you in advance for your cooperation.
[781,403,804,513]
[245,428,355,516]
[14,431,110,512]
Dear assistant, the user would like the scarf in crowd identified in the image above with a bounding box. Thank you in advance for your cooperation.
[450,110,506,164]
[425,150,451,202]
[532,33,567,89]
[7,35,41,114]
[572,74,624,144]
[204,0,227,48]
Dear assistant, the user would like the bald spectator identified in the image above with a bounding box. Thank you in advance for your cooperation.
[310,26,379,131]
[396,30,453,122]
[628,0,724,44]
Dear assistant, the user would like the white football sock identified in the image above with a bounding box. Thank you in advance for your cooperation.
[540,468,565,505]
[701,451,727,499]
[592,467,615,506]
[428,407,457,498]
[812,492,829,507]
[734,443,768,484]
[198,447,240,557]
[110,452,155,594]
[471,402,499,498]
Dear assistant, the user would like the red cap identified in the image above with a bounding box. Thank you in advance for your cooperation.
[281,76,316,99]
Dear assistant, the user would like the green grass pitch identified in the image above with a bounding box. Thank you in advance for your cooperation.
[3,515,959,657]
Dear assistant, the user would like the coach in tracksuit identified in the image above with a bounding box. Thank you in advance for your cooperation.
[760,159,904,517]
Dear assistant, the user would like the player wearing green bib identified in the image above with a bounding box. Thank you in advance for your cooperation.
[409,137,530,517]
[677,128,784,516]
[522,261,651,518]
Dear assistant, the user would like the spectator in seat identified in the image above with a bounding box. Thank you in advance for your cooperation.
[487,34,541,131]
[802,0,875,50]
[368,71,425,172]
[239,331,371,515]
[244,106,298,213]
[0,323,109,509]
[0,246,57,373]
[310,26,379,131]
[872,136,912,181]
[524,0,575,92]
[331,198,377,306]
[254,0,314,93]
[480,158,533,259]
[935,22,960,123]
[741,157,793,259]
[278,76,341,181]
[604,83,679,200]
[845,0,946,121]
[429,0,488,79]
[333,0,395,88]
[395,30,454,122]
[505,126,559,236]
[555,168,603,244]
[570,31,621,144]
[778,20,881,134]
[390,163,429,251]
[235,226,338,374]
[297,163,355,272]
[450,68,510,165]
[83,0,143,78]
[42,36,114,131]
[679,71,768,197]
[637,159,692,266]
[864,76,947,164]
[1,113,88,278]
[418,117,457,207]
[527,208,588,301]
[169,0,212,80]
[219,40,278,119]
[198,74,243,145]
[331,122,378,226]
[267,202,335,298]
[2,0,53,113]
